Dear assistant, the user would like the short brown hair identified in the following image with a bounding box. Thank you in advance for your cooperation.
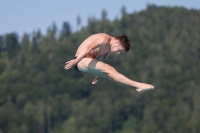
[116,35,130,52]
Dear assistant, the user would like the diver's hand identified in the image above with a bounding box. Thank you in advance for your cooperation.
[92,76,100,84]
[64,59,78,70]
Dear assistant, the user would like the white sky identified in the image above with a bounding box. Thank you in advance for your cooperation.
[0,0,199,37]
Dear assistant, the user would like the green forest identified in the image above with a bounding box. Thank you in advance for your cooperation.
[0,5,200,133]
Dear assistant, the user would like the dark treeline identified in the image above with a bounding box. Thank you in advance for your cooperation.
[0,5,200,133]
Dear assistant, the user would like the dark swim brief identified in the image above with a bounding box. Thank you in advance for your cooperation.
[74,57,81,72]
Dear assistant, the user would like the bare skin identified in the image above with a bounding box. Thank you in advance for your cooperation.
[64,33,154,94]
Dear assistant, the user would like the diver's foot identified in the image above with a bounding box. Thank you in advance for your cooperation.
[136,83,154,94]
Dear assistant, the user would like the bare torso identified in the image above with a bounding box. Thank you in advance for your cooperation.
[75,33,111,58]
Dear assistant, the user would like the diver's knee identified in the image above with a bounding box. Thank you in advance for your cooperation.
[102,64,117,78]
[103,64,115,72]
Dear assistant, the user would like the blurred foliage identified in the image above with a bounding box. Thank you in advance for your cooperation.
[0,5,200,133]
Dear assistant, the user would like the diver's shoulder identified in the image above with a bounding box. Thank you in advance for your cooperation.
[88,33,111,42]
[91,33,110,37]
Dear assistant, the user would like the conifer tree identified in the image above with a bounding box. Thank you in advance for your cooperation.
[5,33,19,59]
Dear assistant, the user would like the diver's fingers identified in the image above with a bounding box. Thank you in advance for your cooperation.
[92,80,97,84]
[64,63,73,70]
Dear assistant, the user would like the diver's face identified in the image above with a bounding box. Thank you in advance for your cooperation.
[111,41,125,54]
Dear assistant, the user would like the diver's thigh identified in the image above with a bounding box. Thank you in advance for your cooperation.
[77,58,108,77]
[77,58,93,72]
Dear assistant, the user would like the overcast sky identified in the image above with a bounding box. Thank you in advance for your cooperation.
[0,0,199,37]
